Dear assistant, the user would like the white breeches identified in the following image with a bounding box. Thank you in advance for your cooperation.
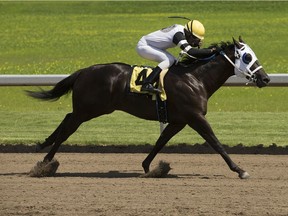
[136,39,176,70]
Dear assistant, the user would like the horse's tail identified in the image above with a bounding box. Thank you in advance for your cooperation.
[26,71,81,101]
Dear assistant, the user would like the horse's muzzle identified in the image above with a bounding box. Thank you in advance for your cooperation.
[255,70,270,88]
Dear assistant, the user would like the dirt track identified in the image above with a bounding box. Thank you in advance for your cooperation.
[0,153,287,216]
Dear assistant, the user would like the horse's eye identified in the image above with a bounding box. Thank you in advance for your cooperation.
[242,53,252,64]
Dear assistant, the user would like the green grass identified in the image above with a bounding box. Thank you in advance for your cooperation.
[0,86,287,147]
[0,1,287,73]
[0,1,287,147]
[1,109,287,147]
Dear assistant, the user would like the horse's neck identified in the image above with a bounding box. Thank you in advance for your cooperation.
[197,53,235,98]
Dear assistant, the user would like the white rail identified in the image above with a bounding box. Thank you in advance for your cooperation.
[224,74,288,87]
[0,75,67,86]
[0,74,287,86]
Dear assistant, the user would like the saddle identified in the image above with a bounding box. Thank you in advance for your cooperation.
[129,66,168,101]
[129,66,168,123]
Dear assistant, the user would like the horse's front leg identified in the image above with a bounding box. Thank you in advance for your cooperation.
[188,115,250,179]
[142,123,185,173]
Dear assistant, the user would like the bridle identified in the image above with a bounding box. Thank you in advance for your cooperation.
[176,42,263,84]
[220,43,263,84]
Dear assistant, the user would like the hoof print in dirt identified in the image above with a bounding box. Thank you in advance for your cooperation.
[29,159,60,177]
[140,161,171,178]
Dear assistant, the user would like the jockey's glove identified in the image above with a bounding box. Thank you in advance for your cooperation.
[211,46,222,54]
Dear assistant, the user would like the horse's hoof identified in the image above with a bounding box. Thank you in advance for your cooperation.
[142,161,150,173]
[239,171,250,179]
[29,159,60,177]
[143,167,149,174]
[140,161,171,178]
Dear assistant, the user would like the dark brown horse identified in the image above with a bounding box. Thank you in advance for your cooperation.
[27,37,270,179]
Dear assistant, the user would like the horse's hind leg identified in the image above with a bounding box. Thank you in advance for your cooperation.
[35,118,67,152]
[43,112,83,162]
[142,123,185,173]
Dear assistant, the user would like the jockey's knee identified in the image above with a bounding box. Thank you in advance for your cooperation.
[159,59,175,69]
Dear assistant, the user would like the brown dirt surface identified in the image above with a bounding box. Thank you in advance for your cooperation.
[0,153,287,216]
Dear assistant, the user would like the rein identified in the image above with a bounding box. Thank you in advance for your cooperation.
[176,51,216,65]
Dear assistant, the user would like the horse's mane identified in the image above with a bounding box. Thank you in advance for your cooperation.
[179,41,233,67]
[207,41,232,50]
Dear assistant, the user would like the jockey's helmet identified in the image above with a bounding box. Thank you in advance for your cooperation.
[184,20,205,40]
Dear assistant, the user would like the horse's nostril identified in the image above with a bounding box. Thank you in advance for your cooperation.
[264,77,270,83]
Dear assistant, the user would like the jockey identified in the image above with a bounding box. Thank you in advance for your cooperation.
[136,19,218,94]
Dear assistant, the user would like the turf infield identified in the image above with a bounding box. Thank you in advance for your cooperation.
[0,1,287,147]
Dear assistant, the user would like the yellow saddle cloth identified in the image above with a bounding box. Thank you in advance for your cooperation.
[129,66,168,101]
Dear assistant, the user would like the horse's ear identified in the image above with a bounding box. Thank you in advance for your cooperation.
[239,36,245,44]
[233,37,242,49]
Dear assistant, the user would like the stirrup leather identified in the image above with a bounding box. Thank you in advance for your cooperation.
[141,83,162,94]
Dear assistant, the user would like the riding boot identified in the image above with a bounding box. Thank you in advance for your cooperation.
[141,66,162,94]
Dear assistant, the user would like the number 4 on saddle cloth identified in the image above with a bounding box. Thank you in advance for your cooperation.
[129,66,168,123]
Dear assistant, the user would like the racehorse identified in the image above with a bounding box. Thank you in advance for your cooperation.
[27,37,270,179]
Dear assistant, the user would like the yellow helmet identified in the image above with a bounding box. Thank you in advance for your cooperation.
[184,20,205,40]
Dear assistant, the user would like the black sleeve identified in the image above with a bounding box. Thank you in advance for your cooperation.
[173,32,214,58]
[172,32,186,45]
[187,48,214,58]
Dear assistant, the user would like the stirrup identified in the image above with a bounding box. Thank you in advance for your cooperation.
[141,83,162,94]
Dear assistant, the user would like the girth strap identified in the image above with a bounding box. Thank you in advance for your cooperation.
[156,94,168,123]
